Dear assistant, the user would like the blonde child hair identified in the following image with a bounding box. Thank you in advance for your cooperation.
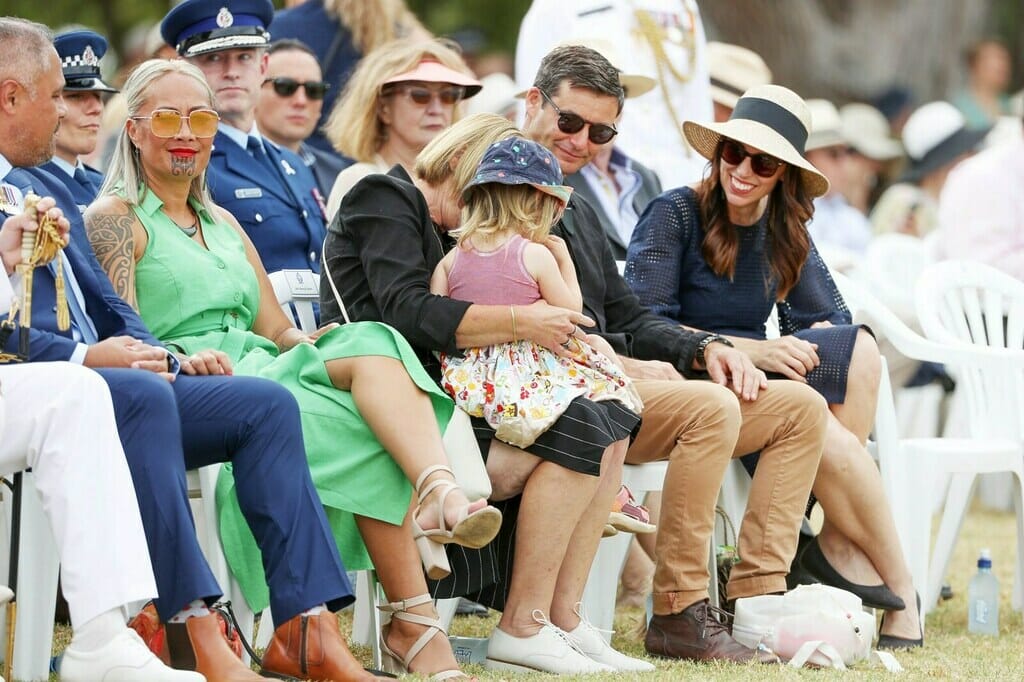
[456,184,564,246]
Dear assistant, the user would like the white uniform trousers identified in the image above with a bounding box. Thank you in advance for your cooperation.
[0,362,156,627]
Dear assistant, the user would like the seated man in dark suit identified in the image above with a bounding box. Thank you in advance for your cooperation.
[541,39,663,262]
[0,16,376,682]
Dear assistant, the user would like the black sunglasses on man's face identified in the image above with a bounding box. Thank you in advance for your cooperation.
[539,89,618,145]
[262,77,330,100]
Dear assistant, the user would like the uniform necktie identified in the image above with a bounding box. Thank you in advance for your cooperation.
[73,166,98,198]
[51,260,99,344]
[247,136,279,178]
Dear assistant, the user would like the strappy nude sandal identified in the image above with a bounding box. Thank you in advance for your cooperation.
[378,593,469,680]
[411,464,502,580]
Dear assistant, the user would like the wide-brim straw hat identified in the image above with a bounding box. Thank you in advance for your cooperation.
[682,84,830,198]
[382,59,483,99]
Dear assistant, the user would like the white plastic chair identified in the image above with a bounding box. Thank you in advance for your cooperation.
[268,269,320,332]
[582,462,667,641]
[853,233,945,439]
[855,233,931,324]
[0,472,59,682]
[832,270,1024,617]
[913,260,1024,612]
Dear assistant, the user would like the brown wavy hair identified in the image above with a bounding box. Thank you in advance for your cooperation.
[696,140,815,299]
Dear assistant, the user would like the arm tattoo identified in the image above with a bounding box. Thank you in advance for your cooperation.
[85,208,138,309]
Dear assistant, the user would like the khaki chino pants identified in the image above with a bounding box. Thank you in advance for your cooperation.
[626,379,827,615]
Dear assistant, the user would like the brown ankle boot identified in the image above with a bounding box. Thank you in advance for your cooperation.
[261,611,376,681]
[165,612,264,681]
[645,599,778,663]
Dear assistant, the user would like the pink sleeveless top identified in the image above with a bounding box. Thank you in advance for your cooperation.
[447,234,541,305]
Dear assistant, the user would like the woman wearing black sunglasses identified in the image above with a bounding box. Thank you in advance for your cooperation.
[625,84,922,648]
[323,38,481,220]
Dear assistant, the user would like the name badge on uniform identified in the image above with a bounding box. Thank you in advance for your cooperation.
[235,187,263,199]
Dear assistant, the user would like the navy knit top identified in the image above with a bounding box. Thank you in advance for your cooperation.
[624,186,851,339]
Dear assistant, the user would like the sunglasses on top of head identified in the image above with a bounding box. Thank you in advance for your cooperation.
[131,108,221,138]
[263,77,330,100]
[385,84,466,106]
[719,138,783,178]
[539,89,618,145]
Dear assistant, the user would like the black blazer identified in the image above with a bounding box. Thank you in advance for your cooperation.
[324,164,707,377]
[565,154,662,261]
[322,165,470,378]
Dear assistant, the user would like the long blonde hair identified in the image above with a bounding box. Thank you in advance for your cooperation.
[455,184,563,246]
[100,59,218,215]
[324,0,426,53]
[323,38,475,162]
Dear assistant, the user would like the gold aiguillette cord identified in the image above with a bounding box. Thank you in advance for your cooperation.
[0,193,72,362]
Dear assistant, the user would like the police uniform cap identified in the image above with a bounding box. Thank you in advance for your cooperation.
[54,30,118,93]
[161,0,273,58]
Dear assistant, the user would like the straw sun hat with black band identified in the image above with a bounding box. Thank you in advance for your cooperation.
[682,84,830,198]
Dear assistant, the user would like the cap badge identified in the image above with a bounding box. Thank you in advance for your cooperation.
[82,45,98,67]
[216,7,234,28]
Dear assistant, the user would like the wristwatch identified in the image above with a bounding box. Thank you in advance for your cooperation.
[694,334,734,369]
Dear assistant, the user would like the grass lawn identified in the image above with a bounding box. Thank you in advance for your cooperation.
[31,507,1024,681]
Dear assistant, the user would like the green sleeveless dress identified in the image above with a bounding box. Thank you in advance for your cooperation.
[129,191,454,612]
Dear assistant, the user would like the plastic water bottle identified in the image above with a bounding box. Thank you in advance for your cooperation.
[967,548,999,635]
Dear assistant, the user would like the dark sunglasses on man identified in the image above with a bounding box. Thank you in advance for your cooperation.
[539,89,618,145]
[719,138,784,178]
[263,77,330,100]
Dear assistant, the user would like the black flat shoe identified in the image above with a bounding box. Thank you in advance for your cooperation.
[878,593,923,649]
[786,531,820,590]
[800,537,906,610]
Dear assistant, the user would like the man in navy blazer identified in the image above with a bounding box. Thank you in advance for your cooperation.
[162,0,328,276]
[0,17,376,682]
[38,30,117,214]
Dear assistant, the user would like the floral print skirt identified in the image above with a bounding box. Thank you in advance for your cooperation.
[441,338,643,448]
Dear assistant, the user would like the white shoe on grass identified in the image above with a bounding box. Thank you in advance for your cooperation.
[60,629,205,681]
[485,610,614,675]
[567,608,656,672]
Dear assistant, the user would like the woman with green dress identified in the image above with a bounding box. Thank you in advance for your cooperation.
[84,58,498,680]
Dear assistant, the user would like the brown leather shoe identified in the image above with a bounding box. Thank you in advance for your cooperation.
[645,599,778,663]
[165,612,265,681]
[261,611,377,681]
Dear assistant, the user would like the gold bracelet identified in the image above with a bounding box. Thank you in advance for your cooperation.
[510,305,518,341]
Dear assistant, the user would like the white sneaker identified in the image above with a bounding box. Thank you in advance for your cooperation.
[485,610,614,674]
[60,629,206,682]
[567,616,656,672]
